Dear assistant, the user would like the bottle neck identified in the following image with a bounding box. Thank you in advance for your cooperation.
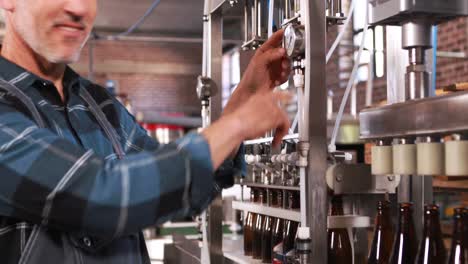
[451,210,464,241]
[259,190,266,205]
[287,192,299,210]
[421,206,443,240]
[397,209,414,234]
[376,206,392,228]
[330,196,344,216]
[272,190,282,208]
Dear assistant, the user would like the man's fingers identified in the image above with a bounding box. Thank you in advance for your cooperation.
[260,47,287,65]
[271,91,291,147]
[272,110,290,147]
[259,29,285,52]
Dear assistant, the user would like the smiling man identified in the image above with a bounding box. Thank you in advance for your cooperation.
[0,0,291,263]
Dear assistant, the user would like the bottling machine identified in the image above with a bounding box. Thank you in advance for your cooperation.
[193,0,468,263]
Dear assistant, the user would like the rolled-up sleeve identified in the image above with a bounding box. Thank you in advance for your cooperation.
[213,144,245,190]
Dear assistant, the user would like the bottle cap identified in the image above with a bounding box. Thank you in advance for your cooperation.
[297,227,310,239]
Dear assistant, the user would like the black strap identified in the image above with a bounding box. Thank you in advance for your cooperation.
[0,78,46,128]
[0,77,125,160]
[79,87,125,159]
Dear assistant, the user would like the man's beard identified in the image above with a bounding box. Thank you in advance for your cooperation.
[15,19,88,64]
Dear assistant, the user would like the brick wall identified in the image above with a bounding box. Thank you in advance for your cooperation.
[72,17,467,118]
[436,17,468,88]
[73,39,203,117]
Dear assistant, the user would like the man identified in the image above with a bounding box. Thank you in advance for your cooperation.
[0,0,291,263]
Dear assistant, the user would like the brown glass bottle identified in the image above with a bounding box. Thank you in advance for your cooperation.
[261,190,275,263]
[282,191,299,255]
[368,200,394,264]
[327,195,352,264]
[271,191,284,258]
[415,204,446,263]
[448,208,467,264]
[389,203,418,264]
[252,189,266,259]
[243,188,257,256]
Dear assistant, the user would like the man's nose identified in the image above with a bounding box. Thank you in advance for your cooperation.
[64,0,91,20]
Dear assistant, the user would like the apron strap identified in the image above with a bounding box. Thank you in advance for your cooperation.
[79,86,125,160]
[0,78,46,128]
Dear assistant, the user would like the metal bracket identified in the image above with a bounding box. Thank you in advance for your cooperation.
[296,141,309,167]
[196,76,218,101]
[326,164,400,194]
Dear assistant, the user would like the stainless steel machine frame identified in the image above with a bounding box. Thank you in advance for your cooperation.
[198,0,468,263]
[201,0,328,262]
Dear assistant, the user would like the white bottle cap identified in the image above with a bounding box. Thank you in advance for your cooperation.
[297,227,310,239]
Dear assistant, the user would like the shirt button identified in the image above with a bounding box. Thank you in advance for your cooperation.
[82,237,92,247]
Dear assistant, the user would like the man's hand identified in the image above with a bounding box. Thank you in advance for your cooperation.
[239,29,291,93]
[224,30,291,115]
[202,91,291,169]
[231,91,291,146]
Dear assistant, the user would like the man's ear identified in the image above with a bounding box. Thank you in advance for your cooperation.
[0,0,15,12]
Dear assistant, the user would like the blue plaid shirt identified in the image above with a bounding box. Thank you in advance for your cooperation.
[0,56,243,263]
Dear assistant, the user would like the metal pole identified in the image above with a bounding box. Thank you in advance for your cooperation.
[301,0,328,262]
[244,0,250,44]
[252,0,258,39]
[207,9,224,264]
[284,0,291,20]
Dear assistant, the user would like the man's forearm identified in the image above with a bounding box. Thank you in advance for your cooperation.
[201,114,244,169]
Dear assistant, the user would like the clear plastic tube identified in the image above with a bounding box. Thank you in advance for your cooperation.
[329,0,369,153]
[326,0,356,63]
[299,166,307,226]
[289,113,298,134]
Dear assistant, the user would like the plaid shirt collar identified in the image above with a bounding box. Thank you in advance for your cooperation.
[0,55,82,95]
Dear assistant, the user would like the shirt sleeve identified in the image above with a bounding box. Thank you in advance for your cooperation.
[213,144,246,189]
[0,102,220,238]
[113,97,246,195]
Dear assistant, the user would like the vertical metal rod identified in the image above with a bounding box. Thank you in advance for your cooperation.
[252,0,258,38]
[386,26,409,104]
[244,0,250,43]
[268,0,275,37]
[200,2,211,263]
[284,0,291,20]
[206,10,224,263]
[366,51,374,107]
[257,0,263,39]
[278,0,284,23]
[411,175,433,239]
[329,0,335,16]
[301,0,328,262]
[294,0,300,14]
[331,0,342,16]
